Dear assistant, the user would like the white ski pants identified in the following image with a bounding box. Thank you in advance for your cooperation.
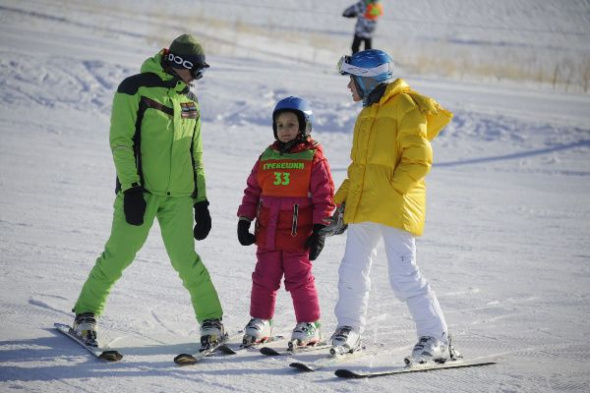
[334,222,448,341]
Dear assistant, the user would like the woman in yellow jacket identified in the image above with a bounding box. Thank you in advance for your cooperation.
[324,50,460,366]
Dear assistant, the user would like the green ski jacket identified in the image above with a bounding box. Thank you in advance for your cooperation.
[109,50,207,202]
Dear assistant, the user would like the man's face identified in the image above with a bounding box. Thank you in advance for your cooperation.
[174,68,194,85]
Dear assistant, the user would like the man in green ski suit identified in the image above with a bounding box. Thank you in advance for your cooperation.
[72,34,224,349]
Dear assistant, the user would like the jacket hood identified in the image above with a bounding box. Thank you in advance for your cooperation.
[140,50,188,92]
[380,78,453,141]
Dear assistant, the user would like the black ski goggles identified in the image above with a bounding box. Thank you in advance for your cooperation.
[167,53,210,80]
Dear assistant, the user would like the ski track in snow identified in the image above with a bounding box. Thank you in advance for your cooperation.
[1,1,590,392]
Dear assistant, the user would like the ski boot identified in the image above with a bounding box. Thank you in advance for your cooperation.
[199,319,225,351]
[72,312,98,347]
[404,334,458,366]
[329,325,361,356]
[288,321,321,349]
[242,318,272,347]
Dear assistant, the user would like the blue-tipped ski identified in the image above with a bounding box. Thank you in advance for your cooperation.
[54,323,123,362]
[335,359,497,378]
[173,330,243,366]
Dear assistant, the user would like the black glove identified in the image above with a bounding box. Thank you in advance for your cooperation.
[237,219,256,246]
[193,201,211,240]
[123,186,146,226]
[305,224,326,261]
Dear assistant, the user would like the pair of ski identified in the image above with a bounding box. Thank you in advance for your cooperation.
[55,321,282,365]
[175,337,330,365]
[261,341,496,378]
[174,331,287,365]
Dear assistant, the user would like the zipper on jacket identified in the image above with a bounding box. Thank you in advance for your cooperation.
[255,200,263,234]
[291,204,299,237]
[166,93,176,195]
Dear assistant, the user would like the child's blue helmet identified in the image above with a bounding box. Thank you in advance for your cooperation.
[338,49,394,103]
[272,96,315,140]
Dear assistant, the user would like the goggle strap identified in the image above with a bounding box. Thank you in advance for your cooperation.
[337,54,391,77]
[167,53,209,72]
[341,62,390,77]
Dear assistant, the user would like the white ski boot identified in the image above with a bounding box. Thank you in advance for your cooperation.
[73,312,98,347]
[404,335,460,366]
[329,325,361,356]
[200,319,225,350]
[289,321,321,348]
[243,318,272,346]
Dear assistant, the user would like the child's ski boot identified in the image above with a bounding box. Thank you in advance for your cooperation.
[288,321,321,349]
[243,318,272,346]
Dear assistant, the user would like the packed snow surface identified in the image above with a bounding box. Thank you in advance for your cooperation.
[1,1,589,392]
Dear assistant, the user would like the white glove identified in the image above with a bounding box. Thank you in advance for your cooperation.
[320,204,347,237]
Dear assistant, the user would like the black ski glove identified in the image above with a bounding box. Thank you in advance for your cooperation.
[237,218,256,246]
[193,201,212,240]
[305,224,326,261]
[123,186,146,226]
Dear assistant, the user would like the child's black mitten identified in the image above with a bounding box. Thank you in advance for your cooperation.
[305,224,327,261]
[237,218,256,246]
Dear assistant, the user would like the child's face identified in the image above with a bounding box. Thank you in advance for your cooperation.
[348,77,362,102]
[276,112,300,143]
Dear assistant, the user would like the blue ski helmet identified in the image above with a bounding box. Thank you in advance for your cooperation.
[272,96,315,140]
[337,49,394,103]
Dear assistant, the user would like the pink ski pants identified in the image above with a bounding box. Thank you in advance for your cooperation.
[250,248,320,323]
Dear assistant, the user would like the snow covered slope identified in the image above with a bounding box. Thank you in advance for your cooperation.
[1,1,589,392]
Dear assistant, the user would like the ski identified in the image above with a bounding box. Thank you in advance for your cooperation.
[259,341,330,356]
[335,359,497,379]
[54,323,123,362]
[216,335,286,355]
[173,330,243,366]
[289,348,367,372]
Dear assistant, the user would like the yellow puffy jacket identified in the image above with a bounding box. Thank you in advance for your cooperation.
[334,78,453,236]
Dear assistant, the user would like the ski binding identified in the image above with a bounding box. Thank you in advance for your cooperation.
[54,322,123,362]
[173,330,243,365]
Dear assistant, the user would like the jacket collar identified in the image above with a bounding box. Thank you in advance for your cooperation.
[271,138,316,154]
[140,50,189,94]
[378,78,411,105]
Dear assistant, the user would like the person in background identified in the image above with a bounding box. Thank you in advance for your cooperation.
[342,0,384,54]
[324,49,462,365]
[237,96,335,349]
[71,34,225,351]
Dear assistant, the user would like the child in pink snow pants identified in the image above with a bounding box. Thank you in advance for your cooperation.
[236,96,335,348]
